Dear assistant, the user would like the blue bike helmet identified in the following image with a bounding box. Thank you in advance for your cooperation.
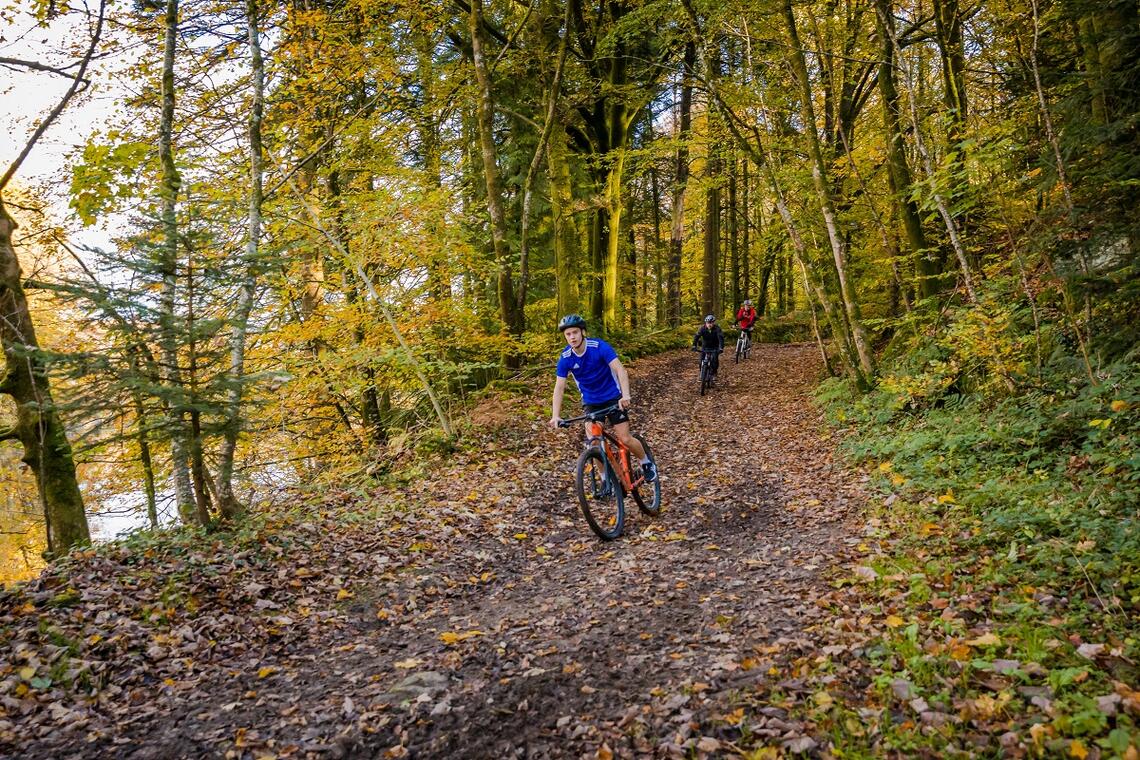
[558,314,587,332]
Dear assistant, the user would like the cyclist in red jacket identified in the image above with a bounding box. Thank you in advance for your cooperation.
[734,299,758,342]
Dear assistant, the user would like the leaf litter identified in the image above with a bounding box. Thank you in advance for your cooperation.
[1,344,865,758]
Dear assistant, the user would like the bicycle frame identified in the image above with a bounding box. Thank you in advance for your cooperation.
[585,421,643,492]
[560,407,643,491]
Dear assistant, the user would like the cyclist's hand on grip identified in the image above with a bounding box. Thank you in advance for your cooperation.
[619,396,631,410]
[550,417,564,429]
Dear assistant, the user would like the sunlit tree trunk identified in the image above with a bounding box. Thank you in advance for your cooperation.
[548,129,581,316]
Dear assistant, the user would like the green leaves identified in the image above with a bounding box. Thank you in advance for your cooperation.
[68,138,153,226]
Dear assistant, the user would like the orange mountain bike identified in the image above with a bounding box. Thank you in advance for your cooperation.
[558,405,661,540]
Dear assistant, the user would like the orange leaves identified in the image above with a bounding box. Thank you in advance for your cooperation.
[439,630,484,645]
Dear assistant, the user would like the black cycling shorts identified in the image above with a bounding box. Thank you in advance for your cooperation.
[584,397,629,426]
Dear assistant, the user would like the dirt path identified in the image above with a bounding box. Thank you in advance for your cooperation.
[7,344,866,758]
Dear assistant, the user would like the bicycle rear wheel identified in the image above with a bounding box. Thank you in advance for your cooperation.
[575,447,624,540]
[630,434,661,516]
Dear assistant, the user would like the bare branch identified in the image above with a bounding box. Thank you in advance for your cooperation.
[0,56,86,79]
[0,0,107,193]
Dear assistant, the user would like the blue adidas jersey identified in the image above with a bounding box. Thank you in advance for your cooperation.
[556,338,621,405]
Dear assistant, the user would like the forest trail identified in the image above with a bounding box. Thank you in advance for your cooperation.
[8,344,868,759]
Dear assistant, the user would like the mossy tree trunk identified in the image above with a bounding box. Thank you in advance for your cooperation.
[0,200,90,554]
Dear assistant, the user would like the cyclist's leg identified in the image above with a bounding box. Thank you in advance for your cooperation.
[611,421,647,461]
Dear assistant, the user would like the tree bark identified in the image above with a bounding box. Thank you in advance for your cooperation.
[650,166,664,325]
[0,200,90,553]
[469,0,523,338]
[702,140,721,318]
[158,0,197,523]
[873,0,937,298]
[216,0,266,520]
[782,0,875,379]
[729,157,740,311]
[667,42,695,326]
[548,129,581,316]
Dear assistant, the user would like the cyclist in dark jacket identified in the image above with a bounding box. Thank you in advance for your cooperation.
[692,315,725,379]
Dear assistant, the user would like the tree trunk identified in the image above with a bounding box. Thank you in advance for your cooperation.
[548,129,581,316]
[184,256,212,525]
[626,195,637,329]
[742,160,751,301]
[601,63,632,333]
[650,166,664,325]
[469,0,523,338]
[0,201,90,554]
[874,0,937,299]
[702,143,720,318]
[416,28,449,301]
[782,0,875,379]
[933,0,968,145]
[667,42,695,327]
[158,0,196,523]
[729,158,740,311]
[216,0,265,520]
[590,209,605,323]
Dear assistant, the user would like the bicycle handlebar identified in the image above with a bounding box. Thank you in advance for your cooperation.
[557,404,622,427]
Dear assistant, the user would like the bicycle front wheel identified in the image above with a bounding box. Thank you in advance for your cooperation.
[735,339,744,363]
[699,362,709,395]
[630,434,662,516]
[575,447,624,540]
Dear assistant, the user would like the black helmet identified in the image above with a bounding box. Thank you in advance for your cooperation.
[704,314,716,323]
[558,313,587,332]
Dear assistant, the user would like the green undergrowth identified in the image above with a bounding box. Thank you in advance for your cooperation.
[799,351,1140,757]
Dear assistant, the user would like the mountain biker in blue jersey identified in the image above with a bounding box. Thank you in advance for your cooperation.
[549,314,657,482]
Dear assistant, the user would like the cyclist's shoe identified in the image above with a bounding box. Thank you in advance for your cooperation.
[642,460,658,482]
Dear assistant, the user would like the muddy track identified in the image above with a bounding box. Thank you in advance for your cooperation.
[13,343,865,759]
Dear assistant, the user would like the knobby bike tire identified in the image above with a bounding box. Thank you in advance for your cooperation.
[700,362,709,395]
[630,434,662,516]
[575,447,624,540]
[735,340,744,363]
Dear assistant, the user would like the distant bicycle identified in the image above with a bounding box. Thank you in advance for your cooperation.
[693,348,722,396]
[733,323,752,363]
[558,405,661,540]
